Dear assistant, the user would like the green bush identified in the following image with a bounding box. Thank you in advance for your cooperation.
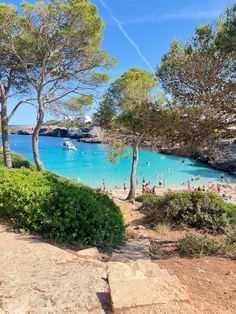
[135,194,161,202]
[0,149,34,169]
[227,226,236,244]
[0,167,126,250]
[176,234,234,257]
[140,191,236,232]
[149,240,165,257]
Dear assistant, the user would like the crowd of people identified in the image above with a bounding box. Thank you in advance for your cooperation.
[100,170,236,203]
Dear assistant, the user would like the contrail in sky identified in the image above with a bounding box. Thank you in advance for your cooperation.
[99,0,155,73]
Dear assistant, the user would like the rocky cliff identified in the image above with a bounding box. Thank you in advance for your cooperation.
[11,125,107,144]
[161,138,236,176]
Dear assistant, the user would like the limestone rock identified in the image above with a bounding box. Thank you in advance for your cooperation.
[108,260,189,313]
[77,247,100,259]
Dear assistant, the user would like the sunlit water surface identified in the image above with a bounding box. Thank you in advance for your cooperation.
[4,134,235,189]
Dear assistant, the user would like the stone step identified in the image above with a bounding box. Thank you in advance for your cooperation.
[111,237,150,262]
[107,260,189,313]
[107,260,169,280]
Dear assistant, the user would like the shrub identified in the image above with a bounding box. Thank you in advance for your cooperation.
[0,167,126,250]
[176,234,234,257]
[149,240,165,257]
[135,194,161,202]
[227,226,236,244]
[0,149,34,169]
[140,191,236,233]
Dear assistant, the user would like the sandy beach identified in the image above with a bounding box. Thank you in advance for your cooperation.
[108,183,236,204]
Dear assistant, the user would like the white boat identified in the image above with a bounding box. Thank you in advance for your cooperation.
[62,139,77,150]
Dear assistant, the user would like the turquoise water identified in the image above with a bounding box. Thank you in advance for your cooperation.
[4,134,235,189]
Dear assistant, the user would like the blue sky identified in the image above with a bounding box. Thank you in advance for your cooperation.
[7,0,235,125]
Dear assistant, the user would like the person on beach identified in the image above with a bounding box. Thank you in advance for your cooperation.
[123,180,127,192]
[163,179,166,188]
[145,182,150,193]
[102,179,106,192]
[159,179,163,188]
[150,186,157,194]
[187,181,191,191]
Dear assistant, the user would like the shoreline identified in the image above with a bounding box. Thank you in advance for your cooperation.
[107,184,236,204]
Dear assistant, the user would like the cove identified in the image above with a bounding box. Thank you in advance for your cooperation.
[5,134,235,189]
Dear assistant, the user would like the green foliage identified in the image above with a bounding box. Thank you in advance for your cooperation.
[176,234,235,257]
[95,68,162,135]
[157,4,236,145]
[149,240,165,257]
[227,226,236,245]
[108,68,157,110]
[0,149,34,169]
[0,167,126,250]
[106,139,129,163]
[95,68,171,200]
[140,191,236,233]
[216,4,236,54]
[135,194,161,203]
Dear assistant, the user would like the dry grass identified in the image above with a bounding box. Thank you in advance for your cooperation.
[155,223,171,236]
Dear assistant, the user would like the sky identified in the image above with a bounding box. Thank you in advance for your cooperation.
[6,0,235,125]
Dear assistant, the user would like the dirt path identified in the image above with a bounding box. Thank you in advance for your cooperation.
[114,197,236,314]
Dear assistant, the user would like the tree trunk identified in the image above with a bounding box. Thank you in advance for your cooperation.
[0,98,12,168]
[127,140,139,201]
[32,107,44,171]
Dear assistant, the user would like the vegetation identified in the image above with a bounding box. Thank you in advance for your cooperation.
[140,191,236,233]
[135,194,161,203]
[176,234,235,257]
[149,240,165,257]
[0,149,34,169]
[43,119,92,129]
[0,0,114,170]
[227,226,236,245]
[0,166,126,250]
[156,5,236,151]
[0,1,234,255]
[0,4,31,168]
[95,68,176,200]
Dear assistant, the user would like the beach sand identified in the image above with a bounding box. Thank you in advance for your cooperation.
[108,183,236,204]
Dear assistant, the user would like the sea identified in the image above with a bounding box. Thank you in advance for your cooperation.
[3,134,235,189]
